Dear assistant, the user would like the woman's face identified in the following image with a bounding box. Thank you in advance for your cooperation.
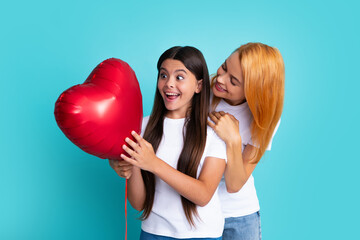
[212,51,246,105]
[157,59,202,119]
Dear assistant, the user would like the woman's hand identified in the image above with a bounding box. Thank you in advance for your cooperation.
[120,131,161,173]
[108,159,133,179]
[208,111,242,145]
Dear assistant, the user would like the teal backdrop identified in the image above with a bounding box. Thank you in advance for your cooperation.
[1,0,359,239]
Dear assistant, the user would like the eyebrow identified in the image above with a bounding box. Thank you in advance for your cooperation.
[159,67,187,74]
[175,69,187,74]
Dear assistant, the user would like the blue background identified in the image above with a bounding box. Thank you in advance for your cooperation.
[1,0,359,239]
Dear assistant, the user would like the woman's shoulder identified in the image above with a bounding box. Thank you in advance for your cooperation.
[214,100,252,121]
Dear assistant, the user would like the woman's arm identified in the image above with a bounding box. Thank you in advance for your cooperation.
[208,111,258,193]
[224,142,258,193]
[121,131,226,207]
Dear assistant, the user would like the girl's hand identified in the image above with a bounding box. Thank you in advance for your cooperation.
[208,111,242,145]
[120,131,161,173]
[108,159,133,179]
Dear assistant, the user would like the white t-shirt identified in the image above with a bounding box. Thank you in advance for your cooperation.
[213,97,279,218]
[141,116,227,238]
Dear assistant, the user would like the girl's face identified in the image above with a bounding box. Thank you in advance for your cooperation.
[212,51,246,105]
[158,59,202,119]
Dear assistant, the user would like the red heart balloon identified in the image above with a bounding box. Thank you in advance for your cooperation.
[54,58,143,160]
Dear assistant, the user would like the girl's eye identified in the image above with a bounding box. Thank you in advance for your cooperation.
[176,75,184,80]
[230,78,236,86]
[160,73,167,79]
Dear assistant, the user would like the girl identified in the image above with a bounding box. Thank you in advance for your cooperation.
[207,42,285,240]
[109,46,227,240]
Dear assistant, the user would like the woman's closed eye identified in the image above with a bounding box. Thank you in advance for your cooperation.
[221,63,227,71]
[221,63,227,72]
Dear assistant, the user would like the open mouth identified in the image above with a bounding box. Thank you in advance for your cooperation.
[214,82,227,92]
[165,92,180,101]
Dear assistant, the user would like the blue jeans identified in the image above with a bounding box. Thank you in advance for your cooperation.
[140,230,222,240]
[222,211,261,240]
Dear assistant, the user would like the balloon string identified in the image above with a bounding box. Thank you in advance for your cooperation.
[125,179,128,240]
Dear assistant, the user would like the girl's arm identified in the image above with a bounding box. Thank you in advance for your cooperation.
[108,160,146,211]
[121,131,226,207]
[208,111,258,193]
[126,166,146,211]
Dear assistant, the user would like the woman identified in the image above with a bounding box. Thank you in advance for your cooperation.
[208,42,285,240]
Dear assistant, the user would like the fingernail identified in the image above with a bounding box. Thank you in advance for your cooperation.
[121,154,125,158]
[131,130,136,134]
[125,137,129,142]
[122,145,126,149]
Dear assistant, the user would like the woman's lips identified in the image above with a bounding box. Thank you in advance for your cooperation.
[214,82,227,92]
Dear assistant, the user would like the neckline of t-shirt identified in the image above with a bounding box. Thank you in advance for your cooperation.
[164,116,186,123]
[219,99,249,111]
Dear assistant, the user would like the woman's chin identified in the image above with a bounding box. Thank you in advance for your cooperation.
[212,87,225,98]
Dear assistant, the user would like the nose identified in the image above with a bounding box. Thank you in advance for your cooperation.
[165,76,175,88]
[216,66,227,84]
[216,72,226,84]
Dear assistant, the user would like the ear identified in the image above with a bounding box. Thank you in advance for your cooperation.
[195,79,203,93]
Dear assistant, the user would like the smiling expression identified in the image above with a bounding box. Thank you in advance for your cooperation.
[158,59,202,119]
[212,51,246,106]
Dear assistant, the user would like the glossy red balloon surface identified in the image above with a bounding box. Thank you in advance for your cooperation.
[54,58,143,160]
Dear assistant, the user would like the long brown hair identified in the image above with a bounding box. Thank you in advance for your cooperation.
[211,42,285,163]
[141,46,210,226]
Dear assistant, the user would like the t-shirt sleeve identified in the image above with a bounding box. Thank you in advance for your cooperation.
[248,118,281,151]
[265,119,280,150]
[205,129,227,163]
[140,116,150,137]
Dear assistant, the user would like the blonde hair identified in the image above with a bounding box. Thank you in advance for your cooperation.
[211,42,285,163]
